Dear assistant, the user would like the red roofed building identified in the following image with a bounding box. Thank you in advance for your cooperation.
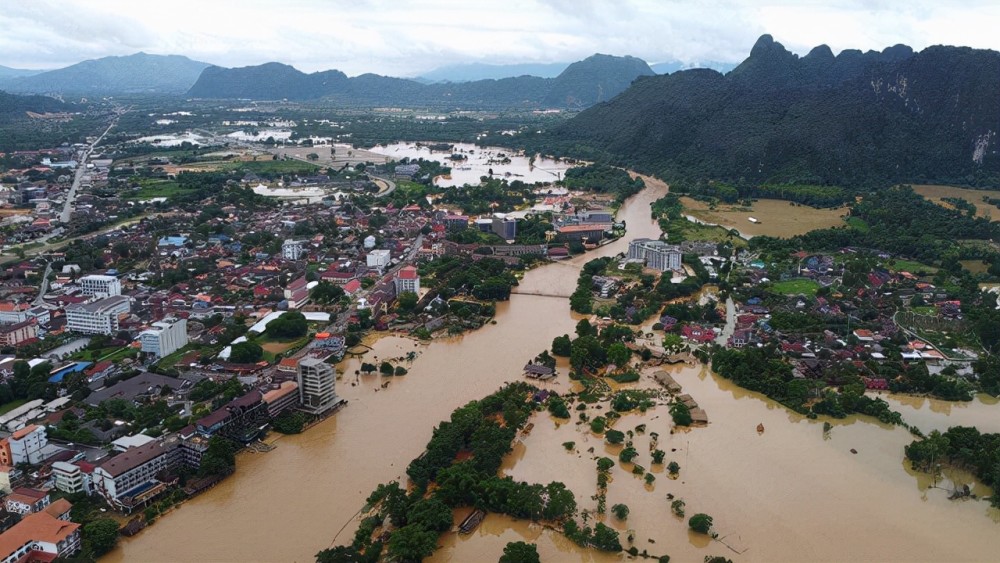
[0,505,81,561]
[394,266,420,295]
[680,324,715,344]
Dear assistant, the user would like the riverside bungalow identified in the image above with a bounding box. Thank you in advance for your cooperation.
[523,364,555,380]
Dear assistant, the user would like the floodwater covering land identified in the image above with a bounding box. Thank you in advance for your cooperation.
[912,184,1000,221]
[681,197,849,238]
[368,142,574,187]
[106,175,1000,562]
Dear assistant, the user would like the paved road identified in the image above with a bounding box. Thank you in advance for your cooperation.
[60,116,119,224]
[33,262,52,305]
[715,296,736,346]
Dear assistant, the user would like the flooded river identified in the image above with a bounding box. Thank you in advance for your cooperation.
[107,175,1000,562]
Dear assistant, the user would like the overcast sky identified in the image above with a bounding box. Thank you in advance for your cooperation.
[2,0,999,76]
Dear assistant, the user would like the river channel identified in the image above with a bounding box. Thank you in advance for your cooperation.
[107,176,1000,562]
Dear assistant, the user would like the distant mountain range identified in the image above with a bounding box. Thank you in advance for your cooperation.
[0,53,211,95]
[187,54,656,109]
[0,51,738,108]
[649,61,736,74]
[0,65,43,79]
[415,62,571,83]
[529,35,1000,188]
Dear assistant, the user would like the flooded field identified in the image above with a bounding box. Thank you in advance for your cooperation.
[681,197,848,238]
[960,259,991,274]
[105,174,1000,562]
[912,184,1000,221]
[367,142,574,187]
[430,365,1000,562]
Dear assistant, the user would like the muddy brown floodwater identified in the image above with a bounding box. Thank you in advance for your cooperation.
[107,175,1000,562]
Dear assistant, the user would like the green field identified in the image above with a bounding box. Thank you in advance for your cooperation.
[886,259,937,274]
[128,179,185,199]
[223,159,320,175]
[770,278,820,295]
[845,216,870,233]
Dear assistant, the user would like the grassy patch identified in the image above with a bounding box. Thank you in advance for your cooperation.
[128,179,185,200]
[845,216,870,233]
[770,278,820,295]
[223,159,320,175]
[0,399,28,416]
[886,259,937,274]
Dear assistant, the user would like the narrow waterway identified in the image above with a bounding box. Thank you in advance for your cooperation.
[106,175,1000,562]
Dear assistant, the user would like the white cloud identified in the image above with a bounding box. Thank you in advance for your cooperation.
[0,0,998,75]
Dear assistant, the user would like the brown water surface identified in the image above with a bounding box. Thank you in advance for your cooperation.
[106,176,1000,562]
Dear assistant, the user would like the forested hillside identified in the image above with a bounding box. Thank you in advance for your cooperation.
[521,35,1000,190]
[187,54,653,110]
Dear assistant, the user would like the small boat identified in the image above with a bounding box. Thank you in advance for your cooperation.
[756,423,765,434]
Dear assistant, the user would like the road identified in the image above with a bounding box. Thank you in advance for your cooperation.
[33,262,52,305]
[715,296,736,346]
[370,175,397,198]
[60,115,119,224]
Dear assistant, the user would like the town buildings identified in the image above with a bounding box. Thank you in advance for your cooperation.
[52,461,89,494]
[0,319,38,348]
[77,274,122,297]
[139,316,188,358]
[0,425,47,465]
[628,238,682,271]
[394,265,420,295]
[282,239,305,260]
[297,357,338,415]
[366,249,391,270]
[0,502,80,561]
[491,216,517,240]
[64,295,130,335]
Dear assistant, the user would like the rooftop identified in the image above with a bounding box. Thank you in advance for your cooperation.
[65,295,130,314]
[97,437,177,478]
[0,510,80,560]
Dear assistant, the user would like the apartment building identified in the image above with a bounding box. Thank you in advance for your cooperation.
[139,316,188,358]
[77,274,122,298]
[297,357,338,415]
[65,295,130,335]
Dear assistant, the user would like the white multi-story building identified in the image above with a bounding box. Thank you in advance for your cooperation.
[65,295,130,335]
[282,239,305,260]
[297,357,338,415]
[77,274,122,298]
[627,238,683,272]
[366,249,391,270]
[139,317,188,358]
[394,265,420,295]
[52,461,89,494]
[8,424,47,465]
[92,438,178,508]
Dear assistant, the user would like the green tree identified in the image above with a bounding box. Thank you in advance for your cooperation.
[611,503,630,520]
[605,429,625,445]
[199,436,237,476]
[380,362,394,375]
[662,333,685,353]
[229,341,263,363]
[670,402,692,426]
[387,523,439,561]
[83,518,120,556]
[689,513,714,534]
[499,541,540,563]
[552,334,572,356]
[607,342,631,367]
[397,291,419,313]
